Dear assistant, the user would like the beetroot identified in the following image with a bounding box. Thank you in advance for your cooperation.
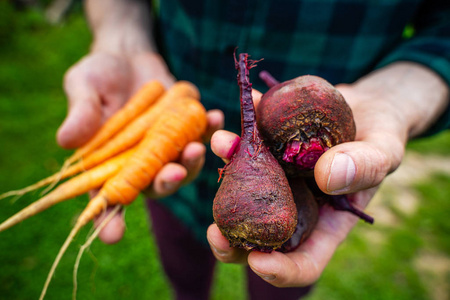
[212,54,297,252]
[257,72,374,226]
[257,74,356,177]
[278,178,319,253]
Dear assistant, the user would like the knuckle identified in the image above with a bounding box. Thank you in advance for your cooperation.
[359,135,405,189]
[63,65,79,88]
[367,147,392,186]
[372,140,404,180]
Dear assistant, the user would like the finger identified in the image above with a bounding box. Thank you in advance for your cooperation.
[248,187,377,287]
[314,134,404,194]
[210,130,241,163]
[144,162,188,198]
[203,109,225,143]
[247,228,334,287]
[144,142,206,198]
[247,190,365,287]
[179,142,206,184]
[206,224,249,264]
[252,89,263,107]
[58,54,131,149]
[129,52,176,90]
[57,70,103,148]
[95,207,126,244]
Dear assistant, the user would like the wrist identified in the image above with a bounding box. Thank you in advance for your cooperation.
[348,62,449,139]
[91,26,155,56]
[86,0,156,56]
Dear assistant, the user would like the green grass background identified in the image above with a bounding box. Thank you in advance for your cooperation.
[0,3,449,300]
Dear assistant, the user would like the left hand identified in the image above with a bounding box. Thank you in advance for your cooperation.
[206,62,449,287]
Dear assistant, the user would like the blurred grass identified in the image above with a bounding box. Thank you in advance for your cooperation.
[0,3,449,300]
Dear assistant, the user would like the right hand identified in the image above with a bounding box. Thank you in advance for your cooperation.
[59,50,224,244]
[57,51,175,148]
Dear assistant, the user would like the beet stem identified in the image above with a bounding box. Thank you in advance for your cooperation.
[330,195,374,224]
[259,70,280,88]
[236,53,259,143]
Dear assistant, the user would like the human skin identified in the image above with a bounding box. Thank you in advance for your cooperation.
[57,0,224,244]
[207,62,449,287]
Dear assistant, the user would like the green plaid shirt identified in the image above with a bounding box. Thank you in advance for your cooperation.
[153,0,450,244]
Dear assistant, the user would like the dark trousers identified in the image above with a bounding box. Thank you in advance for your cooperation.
[146,199,313,300]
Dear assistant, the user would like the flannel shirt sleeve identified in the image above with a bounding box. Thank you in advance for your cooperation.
[376,0,450,136]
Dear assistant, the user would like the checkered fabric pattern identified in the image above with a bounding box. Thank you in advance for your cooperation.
[152,0,450,244]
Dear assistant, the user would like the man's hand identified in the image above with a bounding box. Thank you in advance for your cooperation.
[206,62,449,287]
[58,49,224,243]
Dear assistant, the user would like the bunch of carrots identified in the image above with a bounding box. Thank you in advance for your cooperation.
[0,80,208,299]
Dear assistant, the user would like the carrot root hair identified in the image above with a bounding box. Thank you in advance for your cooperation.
[72,205,122,300]
[40,158,72,196]
[39,220,82,300]
[39,195,109,300]
[0,159,73,201]
[0,81,166,201]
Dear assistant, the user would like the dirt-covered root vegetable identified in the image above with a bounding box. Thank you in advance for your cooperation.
[212,53,297,252]
[278,177,319,253]
[256,75,356,176]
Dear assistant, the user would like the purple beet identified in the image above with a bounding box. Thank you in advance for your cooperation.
[278,178,319,253]
[257,74,356,177]
[258,72,373,225]
[212,53,297,252]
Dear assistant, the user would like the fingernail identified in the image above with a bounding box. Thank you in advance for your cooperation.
[252,269,276,281]
[210,245,229,258]
[207,240,230,259]
[327,153,355,193]
[184,156,201,169]
[162,181,179,192]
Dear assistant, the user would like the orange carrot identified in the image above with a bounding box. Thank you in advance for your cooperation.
[62,81,201,176]
[71,80,199,164]
[68,81,201,176]
[88,96,207,208]
[0,81,196,200]
[67,80,165,164]
[38,96,208,299]
[60,97,207,244]
[0,148,134,232]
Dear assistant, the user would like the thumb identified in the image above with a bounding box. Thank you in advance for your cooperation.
[314,133,405,194]
[252,89,262,107]
[57,76,103,149]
